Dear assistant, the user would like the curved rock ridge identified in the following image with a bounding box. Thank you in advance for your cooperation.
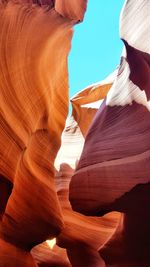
[70,0,150,266]
[1,0,149,266]
[0,0,87,266]
[54,73,120,267]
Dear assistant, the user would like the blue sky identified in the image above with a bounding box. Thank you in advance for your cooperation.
[69,0,125,97]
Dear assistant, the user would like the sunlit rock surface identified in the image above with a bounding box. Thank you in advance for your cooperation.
[0,0,87,266]
[70,0,150,266]
[1,0,150,266]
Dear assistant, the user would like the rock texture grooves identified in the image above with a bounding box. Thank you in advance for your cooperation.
[0,0,87,266]
[55,73,120,267]
[70,0,150,266]
[1,0,150,266]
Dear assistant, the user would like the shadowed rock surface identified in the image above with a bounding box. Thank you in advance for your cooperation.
[55,72,120,266]
[70,0,150,266]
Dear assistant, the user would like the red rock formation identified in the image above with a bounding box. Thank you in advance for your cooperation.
[55,73,120,267]
[70,0,150,266]
[0,0,87,266]
[1,0,149,266]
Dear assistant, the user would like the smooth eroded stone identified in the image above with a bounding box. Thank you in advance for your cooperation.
[69,0,150,266]
[0,0,87,265]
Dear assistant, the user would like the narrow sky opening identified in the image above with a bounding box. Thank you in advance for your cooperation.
[69,0,125,98]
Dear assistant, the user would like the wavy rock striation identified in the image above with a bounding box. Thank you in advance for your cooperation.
[1,0,149,266]
[70,0,150,266]
[0,0,87,266]
[55,73,120,267]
